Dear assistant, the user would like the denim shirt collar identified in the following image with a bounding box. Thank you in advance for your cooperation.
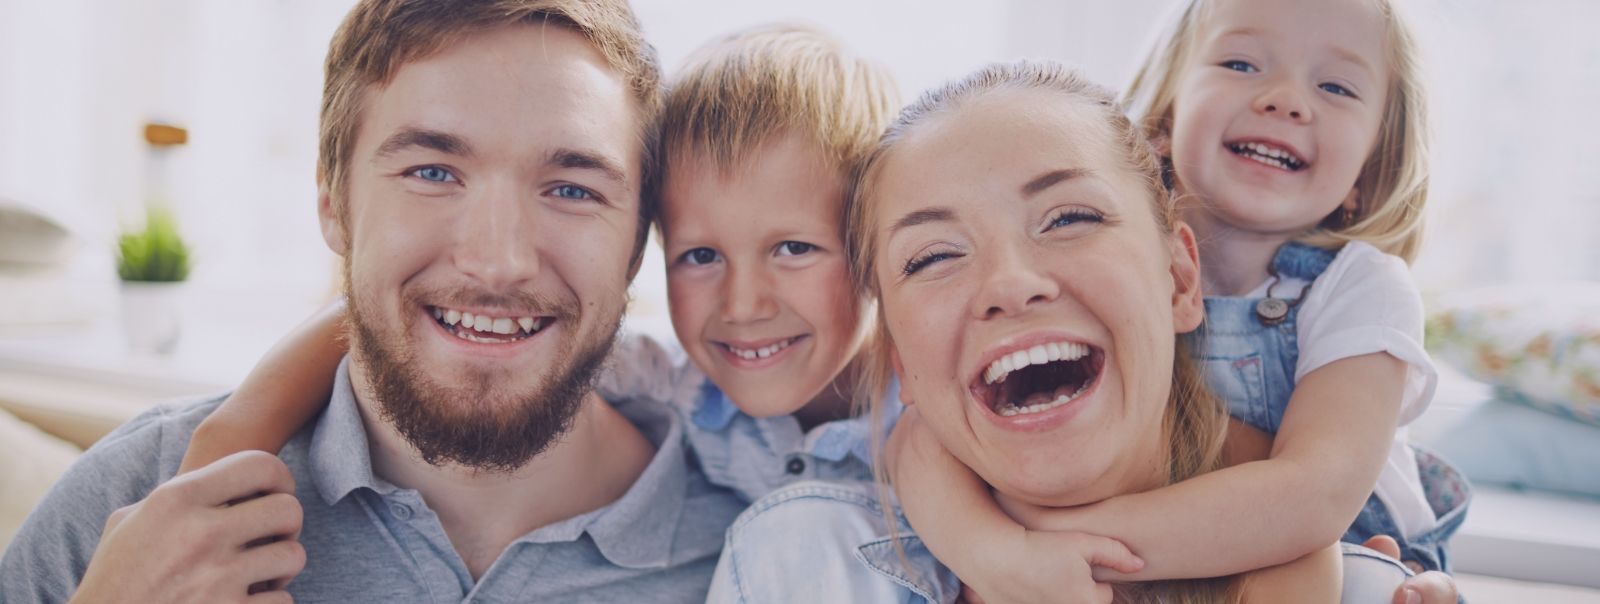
[310,357,692,570]
[691,379,904,466]
[854,528,961,603]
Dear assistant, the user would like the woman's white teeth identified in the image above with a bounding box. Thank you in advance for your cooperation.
[433,307,544,336]
[728,338,794,360]
[984,342,1088,385]
[998,382,1092,417]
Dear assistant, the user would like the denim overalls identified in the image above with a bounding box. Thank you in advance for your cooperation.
[1196,242,1470,572]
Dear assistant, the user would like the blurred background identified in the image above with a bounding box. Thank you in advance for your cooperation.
[1,1,1598,599]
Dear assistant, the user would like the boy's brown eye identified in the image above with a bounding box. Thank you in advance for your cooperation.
[681,247,719,266]
[777,241,815,256]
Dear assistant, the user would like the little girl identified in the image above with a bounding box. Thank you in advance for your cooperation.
[890,0,1467,597]
[178,24,903,506]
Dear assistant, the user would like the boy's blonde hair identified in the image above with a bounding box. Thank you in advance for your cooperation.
[847,60,1239,604]
[655,24,901,235]
[319,0,661,263]
[1125,0,1430,263]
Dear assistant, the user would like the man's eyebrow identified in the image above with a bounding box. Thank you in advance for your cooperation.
[547,148,628,186]
[1022,168,1091,197]
[889,207,955,235]
[374,127,473,159]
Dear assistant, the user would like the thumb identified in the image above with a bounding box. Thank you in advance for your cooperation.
[1075,534,1145,575]
[1362,534,1402,561]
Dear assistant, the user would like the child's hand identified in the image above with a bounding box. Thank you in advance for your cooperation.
[1362,535,1459,604]
[960,529,1143,604]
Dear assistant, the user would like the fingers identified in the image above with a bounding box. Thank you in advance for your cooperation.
[247,592,295,604]
[223,492,305,547]
[1361,534,1402,560]
[1393,571,1456,604]
[1093,582,1114,604]
[959,583,987,604]
[238,538,308,590]
[163,451,296,508]
[1074,534,1145,575]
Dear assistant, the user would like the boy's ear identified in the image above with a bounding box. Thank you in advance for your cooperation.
[891,346,914,407]
[317,169,349,257]
[1169,221,1205,333]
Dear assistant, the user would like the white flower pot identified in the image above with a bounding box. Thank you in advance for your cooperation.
[120,281,185,354]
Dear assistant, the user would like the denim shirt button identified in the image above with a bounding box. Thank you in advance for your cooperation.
[785,457,806,475]
[390,502,413,519]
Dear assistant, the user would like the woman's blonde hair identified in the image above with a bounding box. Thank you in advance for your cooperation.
[1124,0,1430,263]
[847,60,1239,603]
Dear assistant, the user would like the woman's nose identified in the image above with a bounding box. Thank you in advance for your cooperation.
[972,241,1059,320]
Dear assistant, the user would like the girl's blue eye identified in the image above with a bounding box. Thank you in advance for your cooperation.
[552,185,594,200]
[1221,60,1258,73]
[411,166,456,183]
[1319,82,1356,98]
[681,247,719,266]
[777,241,816,256]
[1047,209,1104,230]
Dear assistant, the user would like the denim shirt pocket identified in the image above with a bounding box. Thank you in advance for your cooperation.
[1202,352,1272,433]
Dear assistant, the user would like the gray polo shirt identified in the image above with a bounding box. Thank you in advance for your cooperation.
[1,359,747,603]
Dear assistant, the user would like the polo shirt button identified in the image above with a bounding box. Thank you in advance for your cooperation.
[785,457,806,475]
[390,502,413,519]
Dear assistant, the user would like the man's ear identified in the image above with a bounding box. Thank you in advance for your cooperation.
[317,168,349,256]
[890,345,914,407]
[1169,221,1205,333]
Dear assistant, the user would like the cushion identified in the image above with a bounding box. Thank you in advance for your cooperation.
[0,407,81,549]
[1428,281,1600,427]
[1432,398,1600,500]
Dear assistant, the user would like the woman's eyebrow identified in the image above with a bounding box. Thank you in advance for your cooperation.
[889,207,954,236]
[1022,168,1092,198]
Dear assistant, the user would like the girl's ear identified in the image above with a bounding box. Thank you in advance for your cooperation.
[1341,187,1360,212]
[1169,221,1205,333]
[891,346,914,407]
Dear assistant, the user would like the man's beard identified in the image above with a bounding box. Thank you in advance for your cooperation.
[347,285,621,474]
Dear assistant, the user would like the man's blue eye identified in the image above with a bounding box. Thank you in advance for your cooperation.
[1221,60,1258,73]
[1319,82,1355,98]
[682,248,719,266]
[413,166,456,183]
[552,185,593,200]
[777,241,815,256]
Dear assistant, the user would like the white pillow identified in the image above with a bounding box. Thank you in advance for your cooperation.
[0,408,82,549]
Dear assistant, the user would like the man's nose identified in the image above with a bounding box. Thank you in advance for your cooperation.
[452,181,540,290]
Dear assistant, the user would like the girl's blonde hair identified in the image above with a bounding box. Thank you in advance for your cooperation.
[1125,0,1430,263]
[847,60,1239,603]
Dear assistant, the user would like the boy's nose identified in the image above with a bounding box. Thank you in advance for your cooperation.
[721,263,778,324]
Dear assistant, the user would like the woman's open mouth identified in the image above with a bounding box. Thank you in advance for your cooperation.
[972,342,1104,417]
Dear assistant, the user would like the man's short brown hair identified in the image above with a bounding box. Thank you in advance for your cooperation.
[319,0,662,259]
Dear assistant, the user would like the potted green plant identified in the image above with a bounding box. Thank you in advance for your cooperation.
[117,205,191,353]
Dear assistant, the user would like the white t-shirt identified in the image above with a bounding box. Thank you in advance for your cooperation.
[1243,241,1439,538]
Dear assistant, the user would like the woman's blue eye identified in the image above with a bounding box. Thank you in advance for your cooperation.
[552,185,594,200]
[777,241,816,256]
[903,251,958,276]
[1319,82,1356,98]
[411,166,456,183]
[1221,60,1258,73]
[1048,209,1103,230]
[681,248,719,266]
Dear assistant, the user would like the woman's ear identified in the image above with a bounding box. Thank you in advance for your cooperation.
[318,169,350,256]
[891,346,914,407]
[1169,222,1205,333]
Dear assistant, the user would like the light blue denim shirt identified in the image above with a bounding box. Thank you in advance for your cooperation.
[706,481,1418,604]
[599,333,902,504]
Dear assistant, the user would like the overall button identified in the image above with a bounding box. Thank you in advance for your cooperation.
[390,502,413,520]
[785,457,806,475]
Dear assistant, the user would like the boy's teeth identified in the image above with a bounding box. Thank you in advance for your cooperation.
[727,338,794,361]
[518,317,535,332]
[444,309,462,326]
[984,342,1089,385]
[492,317,515,334]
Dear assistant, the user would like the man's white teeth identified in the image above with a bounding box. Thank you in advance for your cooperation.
[432,307,544,335]
[727,338,794,360]
[984,342,1089,385]
[998,382,1092,417]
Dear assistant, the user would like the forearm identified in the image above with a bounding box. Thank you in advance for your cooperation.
[180,300,348,472]
[888,413,1023,579]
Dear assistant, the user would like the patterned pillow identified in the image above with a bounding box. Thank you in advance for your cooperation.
[1427,282,1600,427]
